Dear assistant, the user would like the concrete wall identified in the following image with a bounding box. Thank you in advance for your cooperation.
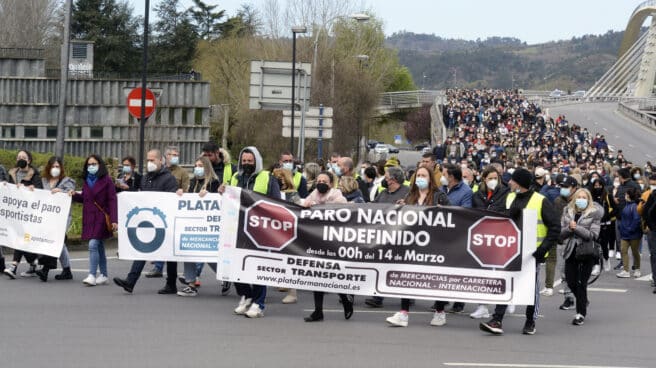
[0,58,45,78]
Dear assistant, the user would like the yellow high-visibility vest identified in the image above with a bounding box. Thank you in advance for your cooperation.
[506,191,547,248]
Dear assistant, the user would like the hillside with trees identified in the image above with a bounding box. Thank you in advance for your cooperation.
[387,31,626,91]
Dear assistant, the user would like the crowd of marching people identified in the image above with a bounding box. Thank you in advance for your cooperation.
[1,88,656,335]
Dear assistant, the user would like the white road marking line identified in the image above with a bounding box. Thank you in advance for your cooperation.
[646,154,654,158]
[69,257,118,261]
[443,363,642,368]
[628,144,635,148]
[587,287,627,293]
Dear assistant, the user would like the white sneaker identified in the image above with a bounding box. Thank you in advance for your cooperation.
[386,311,408,327]
[558,288,565,294]
[233,296,252,315]
[95,275,108,285]
[430,311,446,326]
[604,260,611,272]
[632,270,642,278]
[616,270,631,278]
[539,288,554,296]
[507,305,516,314]
[608,250,615,258]
[591,265,601,276]
[245,303,264,318]
[82,274,96,286]
[281,289,297,304]
[469,305,490,319]
[615,252,622,260]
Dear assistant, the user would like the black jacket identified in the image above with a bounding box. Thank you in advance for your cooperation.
[140,167,178,193]
[472,185,510,212]
[189,177,220,193]
[644,190,656,230]
[505,190,561,263]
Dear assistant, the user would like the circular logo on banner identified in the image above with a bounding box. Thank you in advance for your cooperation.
[125,207,167,253]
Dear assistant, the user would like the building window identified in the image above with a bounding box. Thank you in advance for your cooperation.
[169,109,175,125]
[68,126,81,138]
[90,127,103,138]
[46,127,58,138]
[194,108,203,125]
[2,126,15,138]
[72,43,87,59]
[24,126,38,138]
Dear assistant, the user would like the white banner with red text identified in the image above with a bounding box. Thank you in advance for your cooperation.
[218,187,537,305]
[117,192,222,262]
[0,183,71,257]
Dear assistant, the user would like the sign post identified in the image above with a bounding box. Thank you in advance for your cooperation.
[127,87,156,173]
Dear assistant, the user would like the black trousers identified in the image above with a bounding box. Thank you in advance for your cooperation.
[313,291,349,312]
[598,223,616,259]
[12,250,37,264]
[565,254,594,316]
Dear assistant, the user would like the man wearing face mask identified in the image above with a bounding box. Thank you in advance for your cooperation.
[202,141,236,186]
[364,166,410,308]
[165,146,190,192]
[113,149,179,295]
[336,157,369,201]
[480,168,560,336]
[279,151,308,199]
[222,146,280,318]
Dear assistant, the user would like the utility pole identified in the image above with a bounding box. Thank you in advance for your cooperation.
[55,0,71,159]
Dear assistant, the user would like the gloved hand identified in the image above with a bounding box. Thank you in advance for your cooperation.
[532,247,548,263]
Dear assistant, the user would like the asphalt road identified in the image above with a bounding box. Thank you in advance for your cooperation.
[550,102,656,167]
[1,248,655,368]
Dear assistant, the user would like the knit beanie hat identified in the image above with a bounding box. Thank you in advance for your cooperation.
[511,168,533,189]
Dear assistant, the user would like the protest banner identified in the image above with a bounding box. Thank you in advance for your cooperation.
[218,187,537,305]
[0,183,71,257]
[117,192,222,262]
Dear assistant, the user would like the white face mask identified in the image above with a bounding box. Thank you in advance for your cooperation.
[50,167,61,178]
[487,179,498,191]
[147,162,158,173]
[440,176,449,186]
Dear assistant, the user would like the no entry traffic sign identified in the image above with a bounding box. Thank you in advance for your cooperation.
[127,87,156,120]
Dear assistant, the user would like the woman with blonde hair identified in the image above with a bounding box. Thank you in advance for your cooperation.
[303,162,321,193]
[560,188,602,325]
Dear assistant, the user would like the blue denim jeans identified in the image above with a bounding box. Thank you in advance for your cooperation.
[235,283,267,309]
[183,262,217,283]
[88,239,107,276]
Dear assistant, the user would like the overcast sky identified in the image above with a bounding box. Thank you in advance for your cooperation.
[129,0,647,45]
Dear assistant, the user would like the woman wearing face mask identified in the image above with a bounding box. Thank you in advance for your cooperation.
[115,156,141,192]
[175,156,220,297]
[301,171,354,322]
[560,188,601,326]
[3,150,43,279]
[34,157,76,281]
[70,154,118,286]
[467,166,510,319]
[590,178,617,272]
[386,165,450,327]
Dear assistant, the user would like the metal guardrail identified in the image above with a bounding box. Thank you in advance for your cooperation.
[44,69,203,81]
[378,90,441,108]
[0,47,44,59]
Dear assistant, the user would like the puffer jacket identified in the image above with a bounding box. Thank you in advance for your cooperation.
[560,202,602,260]
[618,202,642,240]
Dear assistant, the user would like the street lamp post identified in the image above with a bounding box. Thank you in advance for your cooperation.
[290,26,307,156]
[355,54,369,164]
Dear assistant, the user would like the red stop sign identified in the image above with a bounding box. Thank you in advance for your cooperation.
[244,200,297,251]
[126,87,156,119]
[467,217,521,268]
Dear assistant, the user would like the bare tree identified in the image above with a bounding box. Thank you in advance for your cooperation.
[0,0,61,47]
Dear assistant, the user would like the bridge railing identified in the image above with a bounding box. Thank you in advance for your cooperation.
[618,101,656,131]
[378,90,440,108]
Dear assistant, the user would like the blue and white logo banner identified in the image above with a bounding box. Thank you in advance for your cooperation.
[117,192,221,262]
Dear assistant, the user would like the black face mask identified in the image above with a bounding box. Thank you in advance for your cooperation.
[242,164,255,176]
[316,183,330,194]
[16,159,27,169]
[592,187,603,195]
[381,179,389,188]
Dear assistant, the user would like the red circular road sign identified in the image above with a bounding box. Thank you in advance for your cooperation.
[467,216,521,268]
[244,200,297,251]
[126,87,156,119]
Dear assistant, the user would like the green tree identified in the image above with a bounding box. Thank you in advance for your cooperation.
[188,0,225,40]
[386,66,416,92]
[150,0,198,73]
[220,4,261,38]
[71,0,141,72]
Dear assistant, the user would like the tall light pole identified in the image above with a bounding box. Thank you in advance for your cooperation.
[290,26,307,156]
[55,0,71,159]
[355,54,369,164]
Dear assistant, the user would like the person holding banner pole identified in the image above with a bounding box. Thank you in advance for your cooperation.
[71,154,117,286]
[176,156,221,297]
[113,149,179,294]
[3,149,43,279]
[36,156,76,282]
[479,168,560,336]
[386,165,450,327]
[301,171,354,322]
[220,146,280,318]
